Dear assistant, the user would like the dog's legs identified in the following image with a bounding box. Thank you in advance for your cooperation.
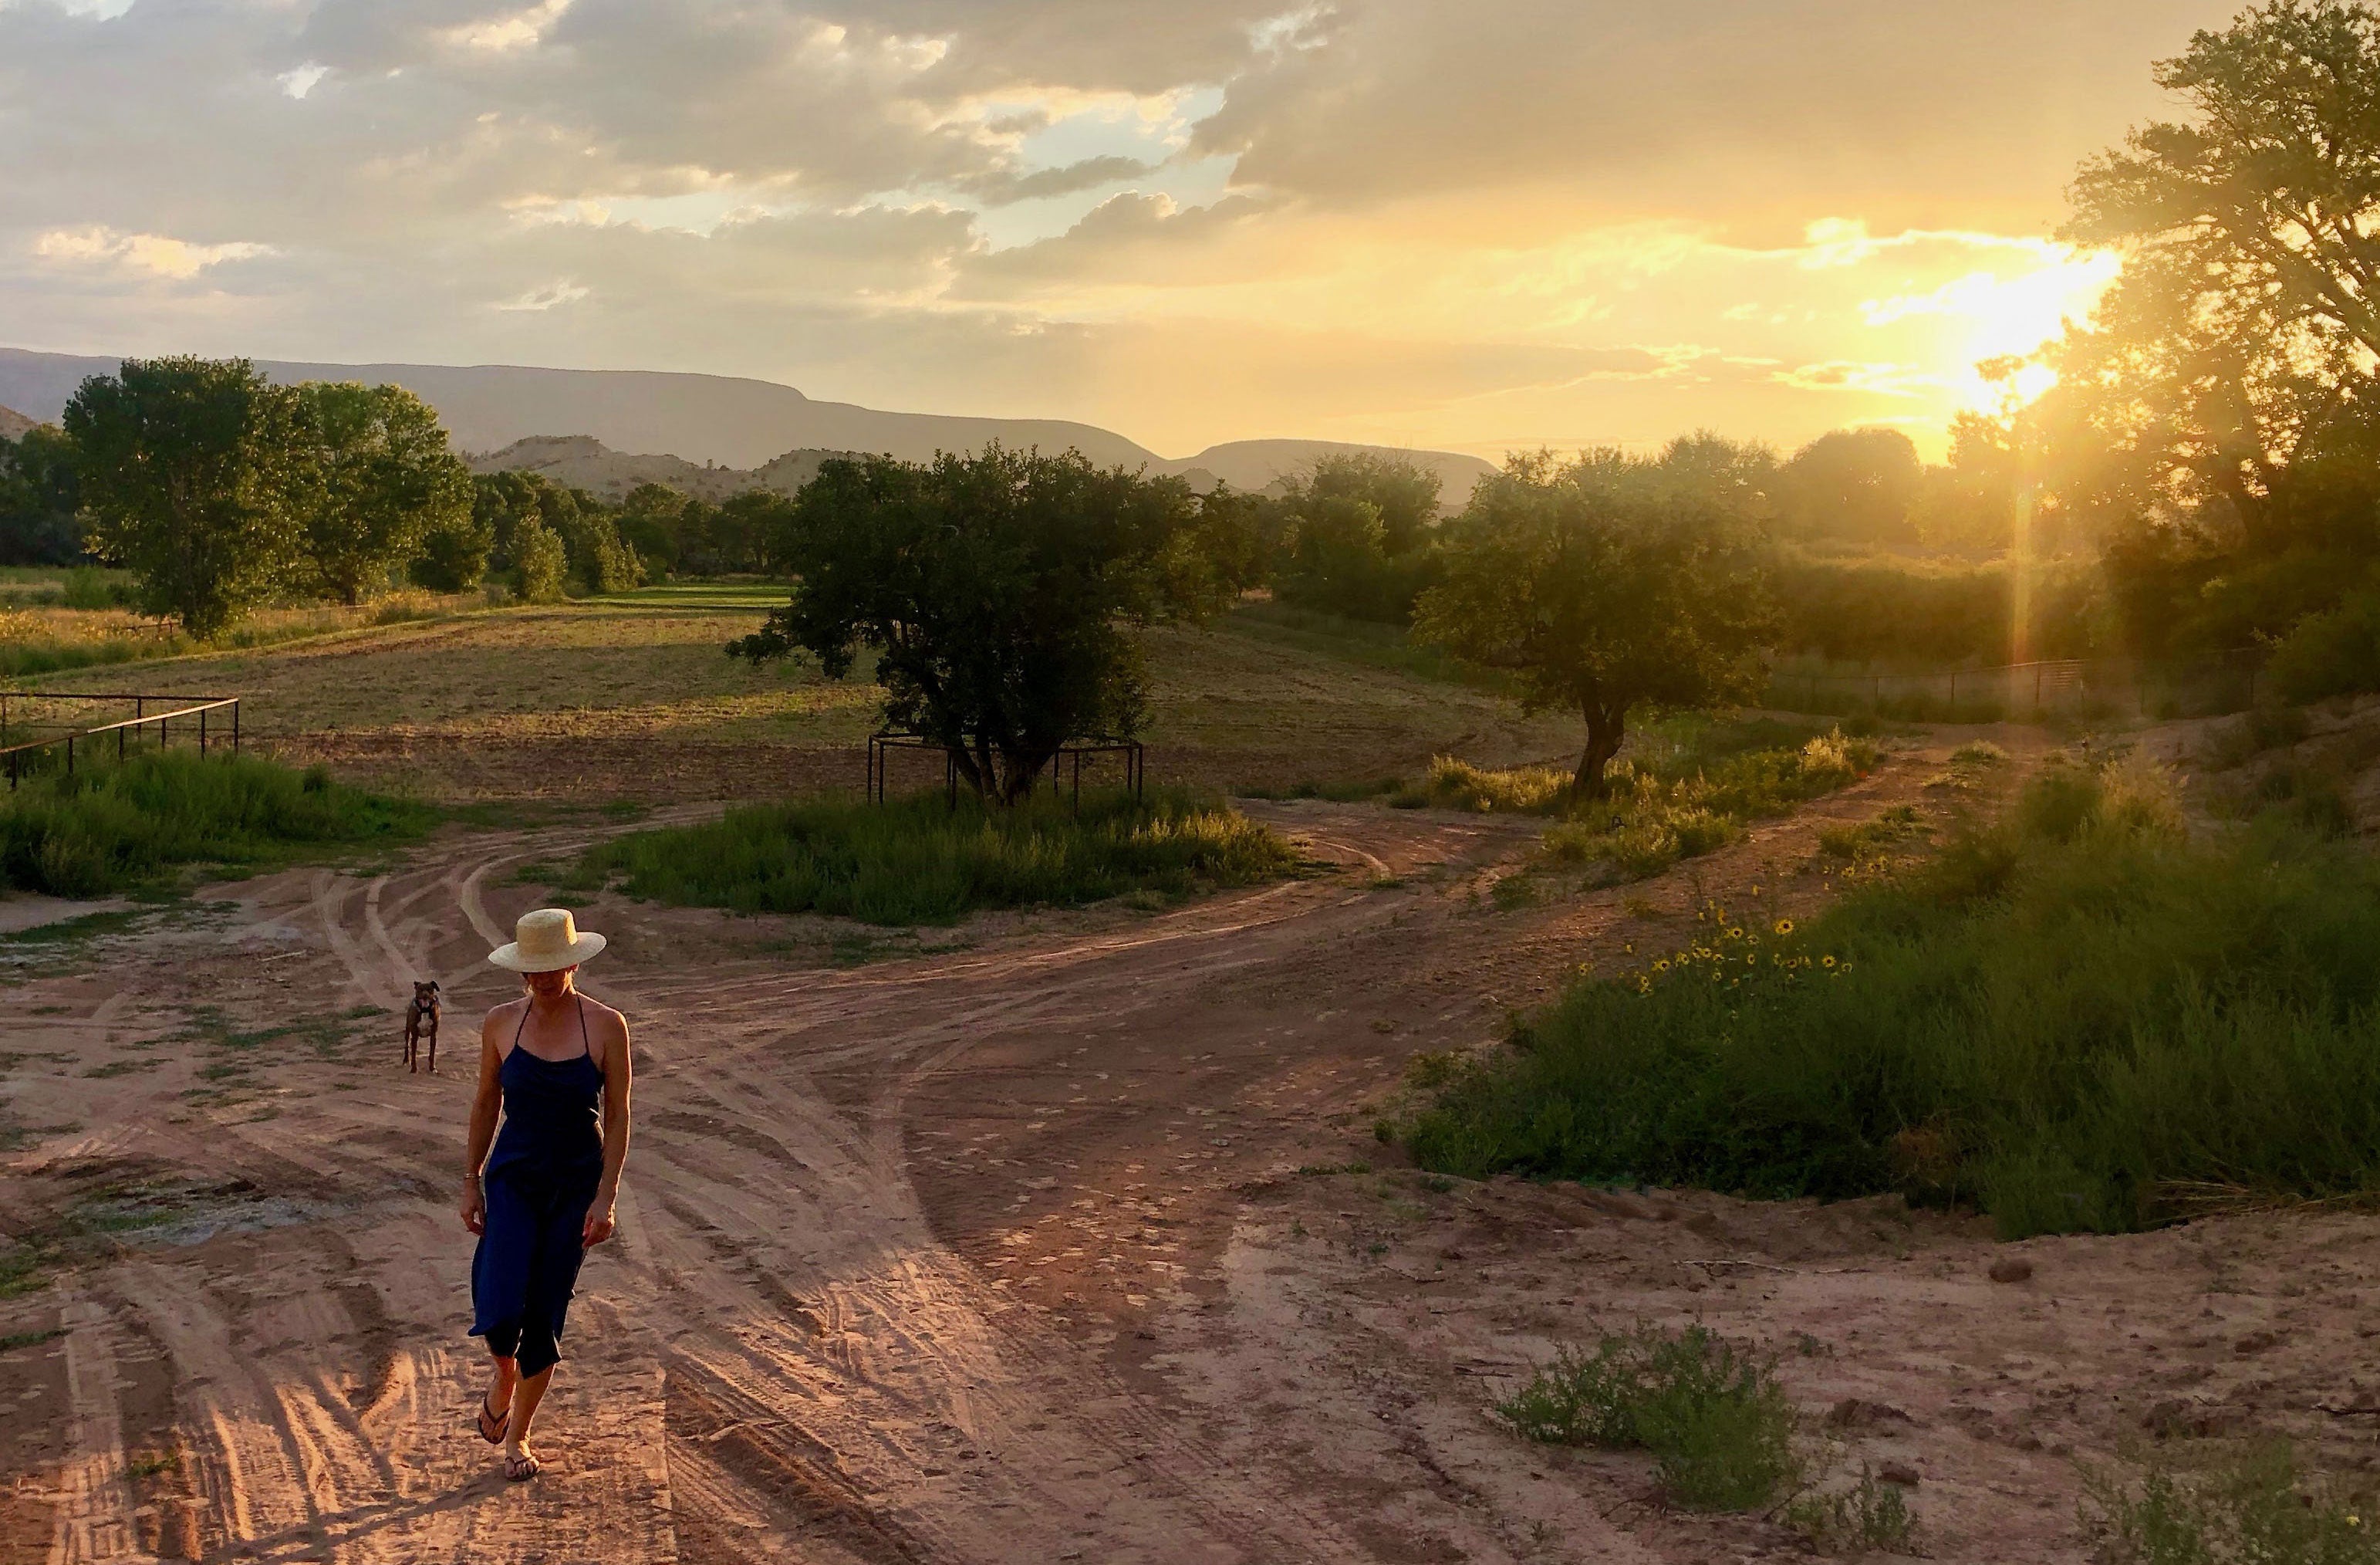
[427,1016,437,1074]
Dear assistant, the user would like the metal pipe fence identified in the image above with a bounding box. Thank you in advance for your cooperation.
[0,691,241,789]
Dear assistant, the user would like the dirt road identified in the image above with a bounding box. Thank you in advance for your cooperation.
[4,740,2375,1563]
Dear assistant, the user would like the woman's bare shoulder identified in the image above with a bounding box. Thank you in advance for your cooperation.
[481,997,528,1033]
[581,994,630,1033]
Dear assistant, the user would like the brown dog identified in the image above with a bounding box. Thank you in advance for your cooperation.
[404,980,441,1073]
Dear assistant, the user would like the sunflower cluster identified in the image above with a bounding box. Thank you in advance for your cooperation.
[1622,898,1848,996]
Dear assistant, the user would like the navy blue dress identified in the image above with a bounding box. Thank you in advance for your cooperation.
[470,999,606,1379]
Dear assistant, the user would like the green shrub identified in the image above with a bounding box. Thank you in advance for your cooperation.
[2086,1443,2380,1565]
[557,787,1300,926]
[0,750,429,896]
[1406,762,2380,1238]
[1498,1324,1801,1512]
[2269,590,2380,704]
[1949,740,2008,767]
[1408,755,1572,815]
[1786,1474,1917,1555]
[514,522,568,603]
[1542,728,1878,880]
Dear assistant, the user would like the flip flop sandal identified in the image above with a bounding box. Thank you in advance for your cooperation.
[476,1394,509,1445]
[504,1451,541,1482]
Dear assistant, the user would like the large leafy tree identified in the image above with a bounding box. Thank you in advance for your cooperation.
[65,357,311,636]
[0,424,83,566]
[295,381,472,603]
[730,445,1234,803]
[1271,452,1447,624]
[1416,451,1773,797]
[2041,1,2380,532]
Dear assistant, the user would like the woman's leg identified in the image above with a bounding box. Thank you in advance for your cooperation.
[506,1362,556,1465]
[504,1181,594,1474]
[481,1323,521,1439]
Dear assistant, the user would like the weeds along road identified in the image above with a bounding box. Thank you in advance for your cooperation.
[1,749,1965,1564]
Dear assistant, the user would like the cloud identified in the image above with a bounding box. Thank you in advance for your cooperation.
[0,0,2242,462]
[956,154,1154,205]
[33,226,275,279]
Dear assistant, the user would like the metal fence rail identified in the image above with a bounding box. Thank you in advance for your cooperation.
[0,691,241,789]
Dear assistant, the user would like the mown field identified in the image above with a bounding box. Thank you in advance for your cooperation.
[12,586,1582,801]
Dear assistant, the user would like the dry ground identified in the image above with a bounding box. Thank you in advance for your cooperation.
[5,729,2377,1563]
[22,594,1578,802]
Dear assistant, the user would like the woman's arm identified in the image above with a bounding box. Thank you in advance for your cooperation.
[584,1010,633,1246]
[459,1011,505,1234]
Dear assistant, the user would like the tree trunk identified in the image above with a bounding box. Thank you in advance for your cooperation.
[1572,703,1626,799]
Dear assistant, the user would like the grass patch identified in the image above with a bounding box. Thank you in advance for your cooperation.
[1816,804,1926,862]
[0,750,431,897]
[1402,755,1572,815]
[553,787,1302,926]
[1541,727,1879,880]
[1498,1323,1801,1512]
[1785,1474,1918,1554]
[2086,1443,2380,1565]
[0,590,476,680]
[1405,756,2380,1238]
[1219,600,1502,688]
[0,1327,63,1354]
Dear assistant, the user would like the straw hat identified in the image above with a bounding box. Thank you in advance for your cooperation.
[488,908,607,973]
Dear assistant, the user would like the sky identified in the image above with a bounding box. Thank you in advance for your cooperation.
[0,0,2244,462]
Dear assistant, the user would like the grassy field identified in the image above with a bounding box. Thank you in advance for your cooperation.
[16,586,1581,802]
[0,749,431,896]
[546,787,1301,925]
[1403,759,2380,1239]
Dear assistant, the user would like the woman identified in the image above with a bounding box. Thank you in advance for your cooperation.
[459,908,633,1482]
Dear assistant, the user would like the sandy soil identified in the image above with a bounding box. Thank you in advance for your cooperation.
[4,732,2375,1563]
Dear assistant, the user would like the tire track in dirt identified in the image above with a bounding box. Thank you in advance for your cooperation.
[3,752,1978,1563]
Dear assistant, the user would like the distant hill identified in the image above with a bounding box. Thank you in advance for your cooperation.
[0,346,1497,502]
[0,404,35,441]
[464,435,854,502]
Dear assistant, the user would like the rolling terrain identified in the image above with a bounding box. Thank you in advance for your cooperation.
[0,348,1498,500]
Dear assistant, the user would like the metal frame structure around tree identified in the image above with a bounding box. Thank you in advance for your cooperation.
[865,731,1146,813]
[0,691,241,790]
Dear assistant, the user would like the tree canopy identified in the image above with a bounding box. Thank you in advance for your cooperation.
[296,381,473,604]
[65,357,312,637]
[731,445,1239,802]
[2010,0,2380,654]
[1416,450,1774,796]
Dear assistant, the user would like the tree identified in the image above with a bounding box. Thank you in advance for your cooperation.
[730,445,1230,803]
[295,381,472,603]
[1271,452,1447,623]
[2014,1,2380,654]
[65,357,309,636]
[514,522,568,603]
[615,482,690,576]
[0,424,83,566]
[714,489,798,574]
[1774,428,1921,547]
[1416,451,1773,797]
[1292,452,1442,553]
[411,506,496,591]
[2041,0,2380,535]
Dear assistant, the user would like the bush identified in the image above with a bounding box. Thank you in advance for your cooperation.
[0,750,429,896]
[1541,728,1879,880]
[2268,590,2380,704]
[2086,1443,2380,1565]
[1405,755,1572,814]
[1498,1324,1801,1512]
[555,788,1301,926]
[1406,762,2380,1238]
[514,523,568,603]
